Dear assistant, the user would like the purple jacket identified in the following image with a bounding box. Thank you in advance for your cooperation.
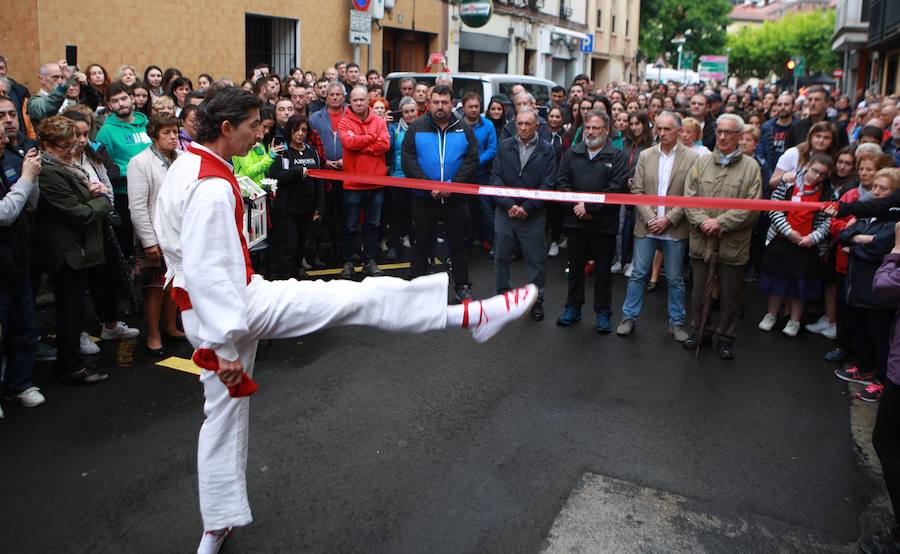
[874,252,900,386]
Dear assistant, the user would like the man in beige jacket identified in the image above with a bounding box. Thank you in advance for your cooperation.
[683,113,762,360]
[617,111,698,341]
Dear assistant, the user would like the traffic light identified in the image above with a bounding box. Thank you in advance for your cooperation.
[786,59,796,70]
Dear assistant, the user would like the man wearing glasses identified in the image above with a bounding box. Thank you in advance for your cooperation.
[683,114,762,360]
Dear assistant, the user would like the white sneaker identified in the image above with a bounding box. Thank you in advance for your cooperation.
[548,242,560,257]
[100,322,140,340]
[402,235,411,249]
[197,528,230,554]
[80,332,101,355]
[758,313,777,331]
[821,323,837,340]
[805,315,831,334]
[7,386,45,408]
[471,284,538,343]
[623,263,633,278]
[610,261,623,273]
[782,320,801,337]
[558,237,568,249]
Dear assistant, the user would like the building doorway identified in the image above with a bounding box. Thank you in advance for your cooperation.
[382,28,432,73]
[245,14,299,81]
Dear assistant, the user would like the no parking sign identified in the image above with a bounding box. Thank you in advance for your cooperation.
[352,0,371,10]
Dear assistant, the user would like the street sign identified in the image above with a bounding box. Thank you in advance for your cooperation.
[833,68,844,78]
[349,9,372,44]
[679,51,694,69]
[459,0,493,28]
[352,0,371,10]
[581,34,593,53]
[794,56,806,77]
[698,55,728,81]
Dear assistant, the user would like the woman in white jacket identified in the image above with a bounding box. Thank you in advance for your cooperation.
[127,115,184,355]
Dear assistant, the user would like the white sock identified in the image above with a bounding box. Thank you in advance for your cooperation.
[446,288,531,329]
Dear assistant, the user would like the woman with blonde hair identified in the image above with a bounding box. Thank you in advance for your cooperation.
[151,96,176,119]
[115,64,138,87]
[679,117,710,155]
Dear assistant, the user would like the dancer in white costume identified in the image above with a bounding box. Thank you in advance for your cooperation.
[153,87,536,554]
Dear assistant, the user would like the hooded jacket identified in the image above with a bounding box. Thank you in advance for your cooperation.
[401,112,480,200]
[308,107,345,162]
[556,140,630,233]
[338,106,390,191]
[95,111,151,189]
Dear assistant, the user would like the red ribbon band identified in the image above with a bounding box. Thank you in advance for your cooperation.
[307,170,829,213]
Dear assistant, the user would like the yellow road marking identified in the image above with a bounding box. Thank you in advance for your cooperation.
[157,356,201,375]
[306,259,443,277]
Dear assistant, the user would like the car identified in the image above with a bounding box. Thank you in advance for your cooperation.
[383,72,558,114]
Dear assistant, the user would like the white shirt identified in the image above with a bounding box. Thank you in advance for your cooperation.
[776,146,800,173]
[647,144,677,241]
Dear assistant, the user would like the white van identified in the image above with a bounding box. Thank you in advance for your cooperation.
[383,72,559,112]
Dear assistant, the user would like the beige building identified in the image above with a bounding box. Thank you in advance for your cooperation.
[587,0,641,86]
[1,0,447,92]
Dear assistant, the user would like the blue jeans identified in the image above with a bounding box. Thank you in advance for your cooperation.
[0,271,39,394]
[342,189,384,263]
[621,236,687,325]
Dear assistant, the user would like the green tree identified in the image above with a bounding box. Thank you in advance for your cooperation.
[726,10,838,79]
[639,0,732,67]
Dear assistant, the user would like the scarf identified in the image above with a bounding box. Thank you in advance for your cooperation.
[716,148,741,167]
[149,144,176,169]
[40,151,91,189]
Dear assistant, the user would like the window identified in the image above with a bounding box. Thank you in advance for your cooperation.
[596,9,602,29]
[245,14,298,79]
[611,15,616,34]
[626,19,629,36]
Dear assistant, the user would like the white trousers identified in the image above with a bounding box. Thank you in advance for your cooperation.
[182,273,449,530]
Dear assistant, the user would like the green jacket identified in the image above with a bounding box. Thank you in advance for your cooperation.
[35,162,112,272]
[233,143,275,184]
[26,81,74,124]
[95,112,151,189]
[684,150,762,265]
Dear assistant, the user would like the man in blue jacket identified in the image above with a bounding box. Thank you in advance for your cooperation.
[459,92,498,255]
[402,85,481,301]
[489,107,556,321]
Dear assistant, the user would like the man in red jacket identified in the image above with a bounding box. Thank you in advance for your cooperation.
[337,85,391,279]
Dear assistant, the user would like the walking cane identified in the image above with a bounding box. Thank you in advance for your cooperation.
[696,236,719,358]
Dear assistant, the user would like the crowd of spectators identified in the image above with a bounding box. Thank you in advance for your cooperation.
[4,51,900,552]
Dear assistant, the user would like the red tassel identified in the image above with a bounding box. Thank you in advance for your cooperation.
[192,348,259,397]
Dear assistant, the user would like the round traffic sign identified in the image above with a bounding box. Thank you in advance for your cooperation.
[352,0,371,10]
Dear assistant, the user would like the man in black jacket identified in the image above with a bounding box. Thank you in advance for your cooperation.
[0,130,45,415]
[690,94,717,151]
[785,86,849,150]
[402,85,481,301]
[555,110,630,333]
[489,107,556,321]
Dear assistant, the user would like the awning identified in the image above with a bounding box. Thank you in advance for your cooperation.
[551,26,589,42]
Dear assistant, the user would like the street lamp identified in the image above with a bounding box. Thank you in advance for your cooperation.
[672,30,691,82]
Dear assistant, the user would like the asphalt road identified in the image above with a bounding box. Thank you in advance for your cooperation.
[0,251,883,553]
